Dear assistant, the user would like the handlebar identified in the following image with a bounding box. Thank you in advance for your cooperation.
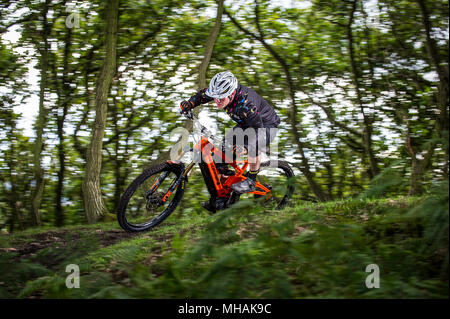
[180,110,216,142]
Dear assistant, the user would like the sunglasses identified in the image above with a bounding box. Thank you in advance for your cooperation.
[214,96,229,102]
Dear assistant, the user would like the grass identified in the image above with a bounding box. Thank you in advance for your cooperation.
[0,189,448,299]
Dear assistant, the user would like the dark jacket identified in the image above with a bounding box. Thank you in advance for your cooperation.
[188,84,281,128]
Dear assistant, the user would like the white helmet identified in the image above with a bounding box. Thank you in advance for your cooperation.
[206,71,238,99]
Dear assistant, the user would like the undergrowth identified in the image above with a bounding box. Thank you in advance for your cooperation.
[0,183,448,298]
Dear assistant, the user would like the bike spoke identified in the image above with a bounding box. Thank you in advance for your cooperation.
[255,166,294,209]
[125,171,179,227]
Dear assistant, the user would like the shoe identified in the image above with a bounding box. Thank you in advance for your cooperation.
[231,178,256,194]
[201,197,229,213]
[202,200,216,213]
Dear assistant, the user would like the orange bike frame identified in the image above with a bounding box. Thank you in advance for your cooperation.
[194,136,271,198]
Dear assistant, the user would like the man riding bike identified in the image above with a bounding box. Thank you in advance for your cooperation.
[180,71,281,208]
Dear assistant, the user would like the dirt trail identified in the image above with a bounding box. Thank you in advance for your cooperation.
[0,228,139,260]
[0,222,202,262]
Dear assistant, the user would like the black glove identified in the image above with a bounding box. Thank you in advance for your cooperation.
[180,100,194,114]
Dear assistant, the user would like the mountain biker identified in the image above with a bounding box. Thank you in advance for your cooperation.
[180,71,281,201]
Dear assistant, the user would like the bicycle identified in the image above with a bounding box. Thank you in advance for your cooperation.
[117,110,295,232]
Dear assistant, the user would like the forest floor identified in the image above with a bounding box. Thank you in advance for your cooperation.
[0,195,448,299]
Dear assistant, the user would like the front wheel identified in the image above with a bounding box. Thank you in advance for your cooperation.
[117,162,186,232]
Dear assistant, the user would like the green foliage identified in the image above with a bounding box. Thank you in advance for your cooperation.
[1,0,448,230]
[407,181,449,277]
[85,197,450,298]
[0,252,50,298]
[0,0,448,299]
[0,188,447,299]
[359,160,408,199]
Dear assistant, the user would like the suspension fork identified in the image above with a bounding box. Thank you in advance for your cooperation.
[147,171,170,197]
[159,161,195,203]
[183,161,196,177]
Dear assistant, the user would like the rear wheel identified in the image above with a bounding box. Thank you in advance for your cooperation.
[117,162,186,232]
[253,160,295,209]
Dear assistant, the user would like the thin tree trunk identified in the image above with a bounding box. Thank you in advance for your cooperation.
[83,0,119,224]
[405,122,437,195]
[409,157,425,195]
[5,115,23,232]
[8,168,23,232]
[346,0,379,179]
[325,162,334,199]
[224,1,330,201]
[417,0,449,178]
[73,69,91,160]
[387,0,445,191]
[55,26,73,227]
[30,0,51,226]
[337,150,347,198]
[148,1,224,167]
[198,0,224,90]
[110,95,130,213]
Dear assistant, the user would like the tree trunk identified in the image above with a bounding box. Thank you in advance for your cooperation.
[337,151,347,198]
[198,0,224,90]
[83,0,119,224]
[110,96,131,213]
[5,115,23,232]
[224,1,330,201]
[147,1,224,167]
[417,0,449,178]
[409,157,425,195]
[30,0,51,226]
[325,162,334,199]
[346,0,379,179]
[405,123,436,195]
[55,26,73,227]
[8,169,23,232]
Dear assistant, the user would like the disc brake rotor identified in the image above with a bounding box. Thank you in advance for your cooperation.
[146,191,165,211]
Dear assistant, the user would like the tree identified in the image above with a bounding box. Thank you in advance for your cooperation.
[30,0,52,226]
[198,0,224,90]
[223,0,331,201]
[83,0,120,223]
